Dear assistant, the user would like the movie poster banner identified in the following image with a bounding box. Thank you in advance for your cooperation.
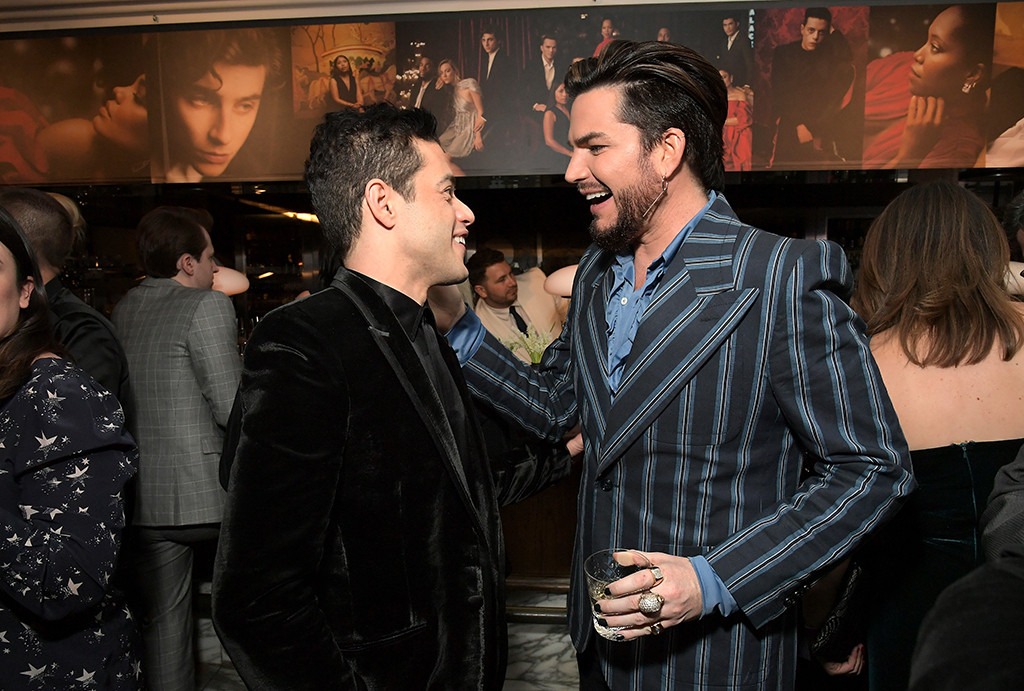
[0,1,1021,184]
[0,33,152,184]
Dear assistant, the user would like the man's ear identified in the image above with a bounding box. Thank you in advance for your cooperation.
[364,179,397,229]
[472,283,487,299]
[657,127,687,179]
[176,252,196,277]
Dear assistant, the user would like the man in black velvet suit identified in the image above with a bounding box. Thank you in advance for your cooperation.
[212,104,572,689]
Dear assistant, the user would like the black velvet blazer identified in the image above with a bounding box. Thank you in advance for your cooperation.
[212,269,570,690]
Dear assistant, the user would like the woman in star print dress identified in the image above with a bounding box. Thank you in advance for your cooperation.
[0,208,141,689]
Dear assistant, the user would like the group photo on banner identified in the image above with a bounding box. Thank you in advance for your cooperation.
[0,2,1022,184]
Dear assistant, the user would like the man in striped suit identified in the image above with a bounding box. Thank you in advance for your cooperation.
[439,40,913,689]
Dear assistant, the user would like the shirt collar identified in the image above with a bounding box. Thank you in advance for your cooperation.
[349,269,426,341]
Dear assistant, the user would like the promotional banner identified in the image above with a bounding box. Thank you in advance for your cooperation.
[0,2,1020,184]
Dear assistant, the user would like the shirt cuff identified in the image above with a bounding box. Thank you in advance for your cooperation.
[690,556,739,618]
[443,305,486,365]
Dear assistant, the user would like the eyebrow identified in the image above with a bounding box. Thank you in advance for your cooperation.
[571,131,607,148]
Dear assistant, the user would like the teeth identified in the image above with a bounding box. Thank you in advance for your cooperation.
[455,237,466,245]
[586,192,610,201]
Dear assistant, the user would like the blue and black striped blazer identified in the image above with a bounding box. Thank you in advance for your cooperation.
[464,195,914,689]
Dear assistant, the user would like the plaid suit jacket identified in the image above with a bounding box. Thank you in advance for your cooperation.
[461,195,913,689]
[113,278,241,526]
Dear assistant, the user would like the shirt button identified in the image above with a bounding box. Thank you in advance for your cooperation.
[620,297,628,305]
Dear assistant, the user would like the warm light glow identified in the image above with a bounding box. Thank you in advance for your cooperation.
[258,271,275,279]
[282,211,320,224]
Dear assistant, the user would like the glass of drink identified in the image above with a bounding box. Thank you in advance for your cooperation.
[583,549,650,640]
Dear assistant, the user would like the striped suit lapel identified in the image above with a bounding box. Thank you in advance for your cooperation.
[574,250,614,444]
[597,198,760,473]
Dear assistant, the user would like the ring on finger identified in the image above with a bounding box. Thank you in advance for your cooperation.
[649,565,664,586]
[648,622,664,636]
[638,591,665,615]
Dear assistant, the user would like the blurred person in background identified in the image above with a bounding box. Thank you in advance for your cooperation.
[0,188,130,414]
[112,206,241,690]
[0,209,141,689]
[852,180,1024,690]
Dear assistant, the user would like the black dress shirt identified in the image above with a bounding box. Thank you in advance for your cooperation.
[350,271,470,461]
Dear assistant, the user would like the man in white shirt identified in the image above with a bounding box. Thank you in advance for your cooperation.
[467,247,561,363]
[527,35,559,114]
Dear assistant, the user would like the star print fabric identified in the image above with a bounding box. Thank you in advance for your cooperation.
[0,358,142,689]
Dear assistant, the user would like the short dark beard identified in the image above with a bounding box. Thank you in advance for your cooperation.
[589,170,662,254]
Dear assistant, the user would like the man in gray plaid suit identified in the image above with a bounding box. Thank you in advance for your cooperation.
[113,207,241,690]
[437,40,914,689]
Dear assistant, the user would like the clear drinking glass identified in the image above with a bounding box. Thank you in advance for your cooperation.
[583,549,651,640]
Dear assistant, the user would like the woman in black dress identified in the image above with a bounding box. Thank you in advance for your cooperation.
[329,55,363,111]
[852,181,1024,690]
[539,81,571,172]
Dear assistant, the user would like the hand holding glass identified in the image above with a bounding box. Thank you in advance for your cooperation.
[584,549,651,640]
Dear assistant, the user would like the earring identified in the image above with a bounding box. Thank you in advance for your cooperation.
[962,80,975,94]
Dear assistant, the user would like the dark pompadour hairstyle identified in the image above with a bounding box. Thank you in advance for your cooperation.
[564,40,727,192]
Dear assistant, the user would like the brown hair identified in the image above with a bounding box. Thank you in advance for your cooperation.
[136,206,211,278]
[852,181,1024,366]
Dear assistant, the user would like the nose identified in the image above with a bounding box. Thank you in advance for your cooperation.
[456,196,475,227]
[208,109,228,145]
[564,148,586,185]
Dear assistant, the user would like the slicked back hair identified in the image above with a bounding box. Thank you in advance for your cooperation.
[565,40,727,193]
[305,103,439,266]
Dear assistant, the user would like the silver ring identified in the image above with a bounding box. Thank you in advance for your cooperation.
[638,591,665,615]
[649,622,664,636]
[649,565,664,586]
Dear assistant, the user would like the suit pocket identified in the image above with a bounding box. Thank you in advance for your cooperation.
[201,435,223,455]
